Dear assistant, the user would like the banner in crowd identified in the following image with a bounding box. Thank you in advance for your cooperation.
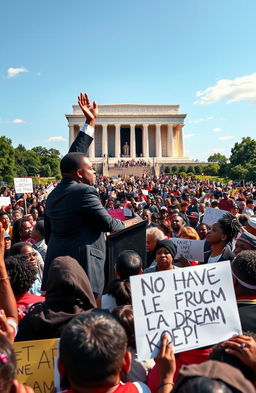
[107,208,125,221]
[202,207,227,226]
[171,238,205,262]
[131,261,242,360]
[13,338,59,393]
[0,196,11,206]
[14,177,33,194]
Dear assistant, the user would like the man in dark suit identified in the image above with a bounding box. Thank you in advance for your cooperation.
[43,93,137,296]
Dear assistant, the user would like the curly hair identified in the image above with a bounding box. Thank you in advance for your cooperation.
[218,213,241,244]
[5,255,37,295]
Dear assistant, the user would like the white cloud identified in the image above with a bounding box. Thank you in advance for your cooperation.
[212,127,221,132]
[218,136,234,141]
[10,118,25,124]
[188,116,213,124]
[184,133,196,138]
[48,136,66,142]
[7,67,28,78]
[195,72,256,105]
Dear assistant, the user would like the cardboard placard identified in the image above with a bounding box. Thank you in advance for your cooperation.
[107,208,125,221]
[14,178,33,194]
[131,261,242,360]
[13,338,58,393]
[0,196,11,206]
[202,207,227,226]
[171,238,205,262]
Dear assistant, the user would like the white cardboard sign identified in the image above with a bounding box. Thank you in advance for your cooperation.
[131,261,242,360]
[202,207,227,226]
[0,197,11,206]
[171,238,205,262]
[14,178,33,194]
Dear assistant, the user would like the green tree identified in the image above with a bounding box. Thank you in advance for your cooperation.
[208,153,227,165]
[171,166,178,173]
[230,137,256,167]
[194,165,203,175]
[204,163,220,176]
[0,136,16,184]
[229,165,249,180]
[23,150,41,176]
[187,165,195,173]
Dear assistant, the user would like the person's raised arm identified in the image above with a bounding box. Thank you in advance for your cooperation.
[0,222,18,341]
[69,92,98,153]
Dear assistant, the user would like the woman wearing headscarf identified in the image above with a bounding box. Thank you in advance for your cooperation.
[15,256,96,341]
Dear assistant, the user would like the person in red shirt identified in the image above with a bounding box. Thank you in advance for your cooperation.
[5,255,45,320]
[218,192,234,211]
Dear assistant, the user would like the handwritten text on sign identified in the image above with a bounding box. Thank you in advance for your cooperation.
[171,238,205,262]
[131,261,241,360]
[14,177,33,194]
[13,338,58,393]
[202,207,227,226]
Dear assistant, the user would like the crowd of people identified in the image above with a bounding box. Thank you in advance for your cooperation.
[114,159,151,168]
[0,93,256,392]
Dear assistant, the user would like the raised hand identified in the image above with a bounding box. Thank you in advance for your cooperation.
[78,93,98,126]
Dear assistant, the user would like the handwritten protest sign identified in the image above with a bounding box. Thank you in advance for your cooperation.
[171,238,205,262]
[0,196,11,206]
[14,177,33,194]
[13,338,58,393]
[131,261,242,360]
[45,184,55,195]
[107,208,125,221]
[202,207,227,226]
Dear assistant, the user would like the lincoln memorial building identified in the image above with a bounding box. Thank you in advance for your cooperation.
[66,104,191,174]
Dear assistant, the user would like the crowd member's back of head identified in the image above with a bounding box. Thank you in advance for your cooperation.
[59,311,129,389]
[209,332,256,384]
[5,255,37,296]
[0,334,16,393]
[179,226,200,240]
[104,251,142,309]
[115,250,142,279]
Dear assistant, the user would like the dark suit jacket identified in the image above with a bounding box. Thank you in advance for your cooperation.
[43,129,124,294]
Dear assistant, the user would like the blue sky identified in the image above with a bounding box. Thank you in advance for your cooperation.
[1,0,256,160]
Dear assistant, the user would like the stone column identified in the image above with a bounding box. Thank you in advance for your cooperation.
[179,124,184,157]
[115,124,121,158]
[130,124,136,158]
[155,124,162,157]
[142,124,149,157]
[88,138,95,158]
[167,124,174,157]
[102,124,108,157]
[68,124,75,146]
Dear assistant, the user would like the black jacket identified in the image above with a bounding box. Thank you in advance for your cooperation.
[203,245,234,264]
[42,130,124,294]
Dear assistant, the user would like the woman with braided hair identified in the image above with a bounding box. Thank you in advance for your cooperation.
[203,213,241,264]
